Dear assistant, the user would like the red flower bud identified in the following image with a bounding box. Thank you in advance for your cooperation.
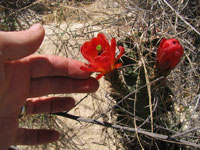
[80,33,124,80]
[156,38,184,74]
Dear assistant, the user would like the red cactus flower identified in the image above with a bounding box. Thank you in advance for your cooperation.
[156,38,184,74]
[80,33,124,80]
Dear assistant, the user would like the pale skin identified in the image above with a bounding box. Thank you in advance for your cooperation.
[0,24,99,150]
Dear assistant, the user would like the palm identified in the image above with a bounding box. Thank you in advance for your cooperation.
[1,60,30,118]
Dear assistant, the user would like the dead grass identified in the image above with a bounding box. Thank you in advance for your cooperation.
[1,0,200,150]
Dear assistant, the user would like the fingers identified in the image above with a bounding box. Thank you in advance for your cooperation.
[14,128,59,145]
[25,97,75,115]
[27,55,91,79]
[30,77,99,98]
[0,24,45,61]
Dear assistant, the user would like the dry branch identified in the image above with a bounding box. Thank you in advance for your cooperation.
[54,112,200,149]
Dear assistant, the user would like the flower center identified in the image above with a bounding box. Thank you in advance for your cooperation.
[96,45,102,51]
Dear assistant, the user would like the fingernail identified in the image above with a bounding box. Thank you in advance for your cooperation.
[76,78,99,93]
[52,130,60,141]
[30,23,42,31]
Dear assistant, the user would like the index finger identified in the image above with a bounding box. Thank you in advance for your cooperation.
[26,55,91,79]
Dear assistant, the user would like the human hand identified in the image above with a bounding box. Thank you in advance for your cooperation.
[0,24,99,149]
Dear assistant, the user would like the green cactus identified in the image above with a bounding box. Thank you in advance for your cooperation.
[105,34,174,148]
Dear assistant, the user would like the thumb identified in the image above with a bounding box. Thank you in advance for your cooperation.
[0,24,45,61]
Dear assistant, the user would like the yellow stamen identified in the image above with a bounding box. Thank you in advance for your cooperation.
[96,45,102,51]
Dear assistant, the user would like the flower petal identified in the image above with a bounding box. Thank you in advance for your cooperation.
[114,63,122,69]
[97,33,110,48]
[110,38,116,63]
[96,73,105,80]
[91,37,105,50]
[116,46,125,61]
[92,55,112,72]
[81,41,98,62]
[157,38,167,58]
[80,65,98,72]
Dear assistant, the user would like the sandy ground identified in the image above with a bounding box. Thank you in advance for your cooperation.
[35,23,121,150]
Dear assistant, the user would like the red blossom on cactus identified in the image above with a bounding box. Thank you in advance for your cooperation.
[80,33,124,80]
[156,38,184,75]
